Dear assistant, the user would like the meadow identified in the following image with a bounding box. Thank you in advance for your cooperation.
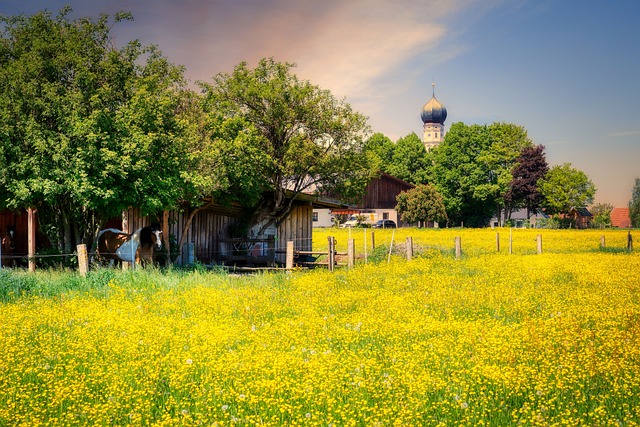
[0,228,639,426]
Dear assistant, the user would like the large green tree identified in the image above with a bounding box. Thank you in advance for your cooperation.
[539,163,596,215]
[629,178,640,228]
[0,8,197,252]
[427,122,532,226]
[201,58,375,234]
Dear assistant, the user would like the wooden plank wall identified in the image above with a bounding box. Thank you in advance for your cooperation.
[277,204,313,254]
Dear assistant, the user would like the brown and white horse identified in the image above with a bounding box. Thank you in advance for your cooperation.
[1,225,16,267]
[96,223,162,267]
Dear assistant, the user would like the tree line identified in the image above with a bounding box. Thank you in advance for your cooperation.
[367,124,603,228]
[0,8,375,255]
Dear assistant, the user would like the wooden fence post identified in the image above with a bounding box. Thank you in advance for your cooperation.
[371,231,375,250]
[496,232,500,252]
[77,244,88,277]
[328,236,335,272]
[28,207,36,273]
[121,209,130,271]
[286,241,294,271]
[628,231,633,252]
[406,237,413,261]
[600,235,606,249]
[509,228,513,255]
[537,234,543,254]
[455,236,461,259]
[347,238,355,268]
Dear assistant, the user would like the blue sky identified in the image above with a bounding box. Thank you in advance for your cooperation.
[2,0,639,206]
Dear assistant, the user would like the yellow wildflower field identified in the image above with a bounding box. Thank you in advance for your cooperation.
[0,228,638,426]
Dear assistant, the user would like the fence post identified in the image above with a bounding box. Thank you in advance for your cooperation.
[286,241,294,271]
[537,234,543,254]
[600,235,606,249]
[371,231,375,250]
[347,238,355,268]
[628,231,633,252]
[496,232,500,252]
[509,228,513,255]
[77,244,88,277]
[455,236,461,259]
[406,236,413,261]
[328,236,335,272]
[28,207,36,273]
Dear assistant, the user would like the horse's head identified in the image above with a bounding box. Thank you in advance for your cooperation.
[150,223,163,250]
[5,225,15,251]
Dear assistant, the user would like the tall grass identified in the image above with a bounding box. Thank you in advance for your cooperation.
[0,229,639,426]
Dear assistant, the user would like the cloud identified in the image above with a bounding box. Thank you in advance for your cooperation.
[605,130,640,138]
[117,0,479,96]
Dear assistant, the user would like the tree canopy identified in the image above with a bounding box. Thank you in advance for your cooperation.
[396,184,447,225]
[200,58,375,232]
[0,8,208,251]
[539,163,596,215]
[505,144,549,218]
[427,122,533,226]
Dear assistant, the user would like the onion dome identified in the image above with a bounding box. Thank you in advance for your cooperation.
[420,85,447,125]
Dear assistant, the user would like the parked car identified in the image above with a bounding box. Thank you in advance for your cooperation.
[372,219,396,229]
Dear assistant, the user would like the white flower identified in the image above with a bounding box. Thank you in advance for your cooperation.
[185,358,193,365]
[221,404,229,411]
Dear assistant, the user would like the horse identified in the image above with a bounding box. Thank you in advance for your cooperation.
[1,225,16,267]
[96,223,162,267]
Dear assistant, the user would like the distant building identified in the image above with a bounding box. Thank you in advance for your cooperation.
[421,83,447,151]
[610,207,631,228]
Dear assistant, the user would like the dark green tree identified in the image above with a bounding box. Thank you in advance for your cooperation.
[396,184,447,226]
[629,178,640,228]
[200,58,375,234]
[539,163,596,216]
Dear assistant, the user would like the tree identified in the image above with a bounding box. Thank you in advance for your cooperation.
[427,122,532,226]
[539,163,596,216]
[386,133,430,184]
[0,8,197,253]
[201,58,375,234]
[396,184,447,225]
[630,178,640,228]
[364,132,393,172]
[590,202,614,229]
[505,145,549,219]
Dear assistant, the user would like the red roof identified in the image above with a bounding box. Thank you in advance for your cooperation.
[610,207,631,228]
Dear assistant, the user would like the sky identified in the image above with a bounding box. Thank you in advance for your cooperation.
[2,0,639,207]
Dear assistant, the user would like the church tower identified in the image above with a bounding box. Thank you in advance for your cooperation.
[421,83,447,151]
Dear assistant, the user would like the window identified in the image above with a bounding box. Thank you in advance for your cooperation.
[383,212,389,220]
[312,212,318,222]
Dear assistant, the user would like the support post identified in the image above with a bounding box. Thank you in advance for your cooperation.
[268,236,276,267]
[77,244,88,277]
[600,235,606,249]
[496,232,500,252]
[347,238,355,268]
[537,234,543,254]
[286,241,294,270]
[455,236,461,259]
[509,228,513,255]
[28,207,36,273]
[327,236,335,272]
[406,237,413,261]
[628,231,633,252]
[162,210,171,266]
[371,231,375,250]
[121,209,131,271]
